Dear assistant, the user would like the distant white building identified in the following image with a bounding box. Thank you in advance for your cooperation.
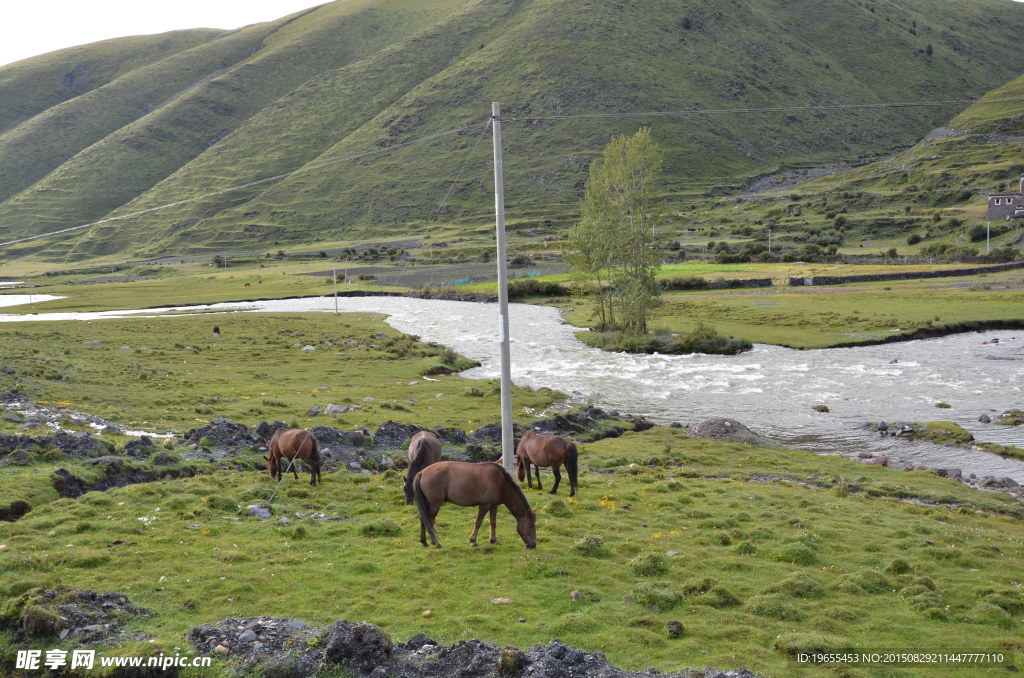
[986,174,1024,221]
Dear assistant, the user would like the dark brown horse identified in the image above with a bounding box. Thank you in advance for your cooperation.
[413,461,537,549]
[515,431,578,497]
[265,428,322,486]
[403,430,442,505]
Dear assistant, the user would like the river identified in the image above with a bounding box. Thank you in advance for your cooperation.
[1,294,1022,481]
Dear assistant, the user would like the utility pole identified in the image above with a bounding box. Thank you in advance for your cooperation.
[491,102,515,473]
[333,263,339,314]
[986,221,991,254]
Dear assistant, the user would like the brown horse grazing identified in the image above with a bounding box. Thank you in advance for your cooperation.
[265,428,322,486]
[403,430,442,505]
[413,461,537,549]
[515,430,579,497]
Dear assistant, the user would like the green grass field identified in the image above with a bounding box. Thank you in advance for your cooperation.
[0,265,1021,677]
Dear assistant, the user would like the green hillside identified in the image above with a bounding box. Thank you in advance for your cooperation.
[1,0,1023,262]
[677,74,1024,259]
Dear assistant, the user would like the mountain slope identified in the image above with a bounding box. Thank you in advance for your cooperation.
[1,0,1023,261]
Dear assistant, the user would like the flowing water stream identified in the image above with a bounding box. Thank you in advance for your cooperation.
[2,294,1022,481]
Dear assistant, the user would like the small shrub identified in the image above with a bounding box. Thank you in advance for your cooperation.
[766,573,826,599]
[545,500,572,518]
[630,552,667,576]
[681,577,718,596]
[746,595,804,621]
[632,582,682,610]
[852,569,895,594]
[702,585,741,608]
[205,496,237,512]
[884,558,913,575]
[574,535,610,558]
[812,404,829,412]
[734,541,757,555]
[935,402,951,409]
[768,542,818,566]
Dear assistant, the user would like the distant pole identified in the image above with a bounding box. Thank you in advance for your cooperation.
[333,263,339,314]
[492,102,515,473]
[986,221,991,254]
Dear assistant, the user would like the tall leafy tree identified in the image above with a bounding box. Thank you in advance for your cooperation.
[568,127,664,334]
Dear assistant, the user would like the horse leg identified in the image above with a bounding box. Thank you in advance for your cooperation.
[550,464,561,494]
[470,506,488,546]
[532,463,542,491]
[291,458,300,480]
[488,506,498,544]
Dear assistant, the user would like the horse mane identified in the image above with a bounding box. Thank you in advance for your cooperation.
[407,438,430,477]
[498,463,532,509]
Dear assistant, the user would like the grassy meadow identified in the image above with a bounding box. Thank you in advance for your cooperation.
[0,266,1022,677]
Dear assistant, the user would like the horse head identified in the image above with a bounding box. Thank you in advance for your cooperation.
[515,508,538,549]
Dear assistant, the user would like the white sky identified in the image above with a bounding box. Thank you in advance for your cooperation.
[0,1,329,68]
[2,0,1024,69]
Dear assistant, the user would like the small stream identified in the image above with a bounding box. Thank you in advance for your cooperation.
[1,294,1022,482]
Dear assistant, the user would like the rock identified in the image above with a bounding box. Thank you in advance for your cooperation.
[422,610,432,618]
[570,591,582,602]
[245,504,272,519]
[979,414,991,423]
[690,417,774,445]
[877,421,888,431]
[238,630,257,643]
[668,621,684,637]
[869,456,888,466]
[306,406,320,416]
[323,621,394,674]
[302,345,316,352]
[1001,477,1020,488]
[214,645,230,655]
[490,598,514,605]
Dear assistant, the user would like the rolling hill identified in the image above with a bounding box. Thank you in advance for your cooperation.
[1,0,1023,262]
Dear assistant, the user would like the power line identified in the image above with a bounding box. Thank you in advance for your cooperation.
[4,95,1022,249]
[501,97,1024,123]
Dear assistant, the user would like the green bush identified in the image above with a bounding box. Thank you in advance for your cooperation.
[629,552,667,576]
[632,582,682,610]
[746,594,804,621]
[574,535,610,558]
[768,542,818,566]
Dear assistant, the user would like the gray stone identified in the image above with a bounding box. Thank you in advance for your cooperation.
[238,630,257,643]
[246,504,272,519]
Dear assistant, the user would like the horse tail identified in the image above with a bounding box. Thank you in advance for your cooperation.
[516,454,526,481]
[413,473,439,545]
[566,442,579,495]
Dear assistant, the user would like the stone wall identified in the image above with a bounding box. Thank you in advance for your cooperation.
[788,261,1024,286]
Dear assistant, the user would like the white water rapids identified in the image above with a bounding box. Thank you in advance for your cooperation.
[1,294,1022,481]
